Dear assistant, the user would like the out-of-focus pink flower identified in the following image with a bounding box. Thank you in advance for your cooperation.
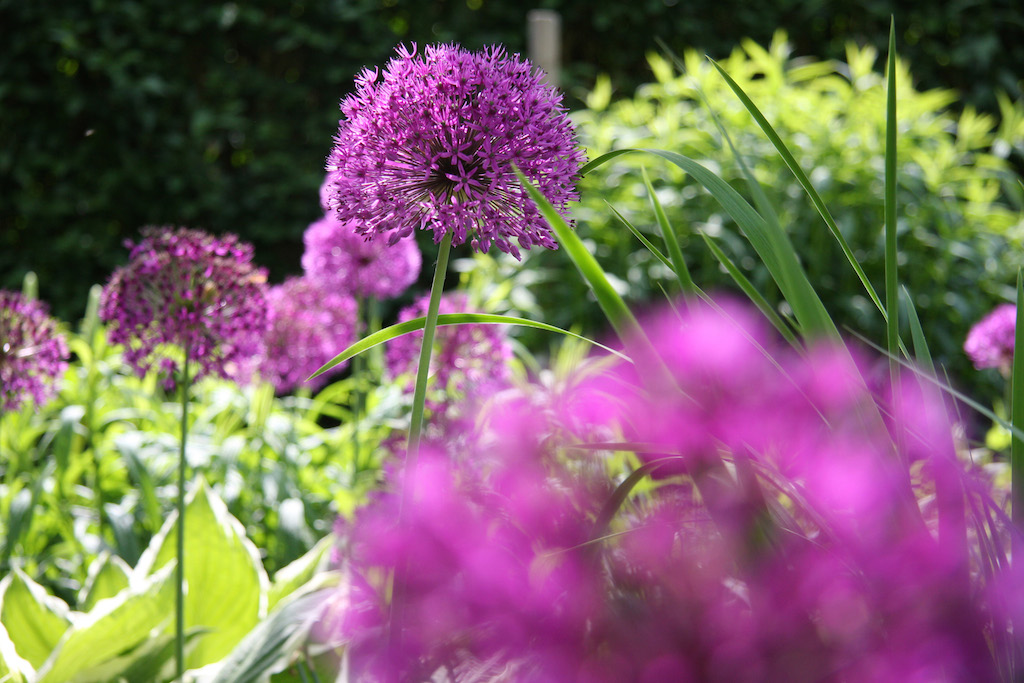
[385,292,512,415]
[964,303,1016,373]
[302,213,421,300]
[323,298,1012,682]
[0,290,69,411]
[261,276,358,393]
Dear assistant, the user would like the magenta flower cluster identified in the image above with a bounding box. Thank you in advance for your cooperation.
[0,290,69,411]
[262,276,359,393]
[302,213,421,300]
[323,299,1015,682]
[100,227,269,385]
[386,292,512,414]
[324,43,586,258]
[964,303,1016,373]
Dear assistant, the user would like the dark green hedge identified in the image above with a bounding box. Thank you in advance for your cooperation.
[2,0,1021,320]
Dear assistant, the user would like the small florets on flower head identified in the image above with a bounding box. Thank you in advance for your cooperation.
[325,43,586,259]
[964,303,1016,374]
[385,292,512,415]
[262,276,358,393]
[302,213,421,300]
[0,290,69,411]
[100,226,269,385]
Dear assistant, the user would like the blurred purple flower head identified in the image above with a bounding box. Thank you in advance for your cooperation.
[302,213,421,300]
[324,43,586,258]
[964,303,1015,373]
[100,226,269,385]
[262,276,358,393]
[323,298,1012,681]
[0,290,69,411]
[385,292,512,415]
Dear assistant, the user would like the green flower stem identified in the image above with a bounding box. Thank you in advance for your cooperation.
[351,296,364,472]
[389,231,453,650]
[176,350,190,682]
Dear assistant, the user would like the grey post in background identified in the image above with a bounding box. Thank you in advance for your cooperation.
[527,10,561,88]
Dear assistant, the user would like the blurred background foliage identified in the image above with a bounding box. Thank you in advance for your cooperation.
[2,0,1023,376]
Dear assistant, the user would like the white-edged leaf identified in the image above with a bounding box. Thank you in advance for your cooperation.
[35,563,176,683]
[0,568,72,670]
[78,551,132,613]
[134,478,269,669]
[267,535,334,613]
[205,573,342,683]
[0,619,32,683]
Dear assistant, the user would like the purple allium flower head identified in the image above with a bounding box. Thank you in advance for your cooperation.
[322,297,1015,681]
[964,303,1016,373]
[302,213,421,300]
[100,226,269,385]
[325,43,586,258]
[385,292,512,414]
[0,290,69,411]
[262,276,359,393]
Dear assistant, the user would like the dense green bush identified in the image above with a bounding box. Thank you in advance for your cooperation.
[513,33,1024,401]
[4,0,1022,322]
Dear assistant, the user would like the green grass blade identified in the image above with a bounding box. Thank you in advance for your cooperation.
[1012,270,1024,535]
[884,20,900,366]
[309,313,632,380]
[901,286,934,374]
[709,58,887,324]
[607,202,676,273]
[641,167,696,296]
[700,232,799,347]
[515,166,641,340]
[635,148,838,340]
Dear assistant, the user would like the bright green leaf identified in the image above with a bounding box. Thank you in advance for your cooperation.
[0,568,72,670]
[134,479,268,669]
[78,551,132,613]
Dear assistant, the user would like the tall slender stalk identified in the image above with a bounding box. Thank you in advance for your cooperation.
[389,231,453,652]
[176,350,190,682]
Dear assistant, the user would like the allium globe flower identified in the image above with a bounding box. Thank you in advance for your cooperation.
[262,276,358,393]
[302,213,421,300]
[964,303,1016,373]
[385,292,512,414]
[320,298,1015,682]
[0,290,69,411]
[324,43,586,258]
[100,227,269,385]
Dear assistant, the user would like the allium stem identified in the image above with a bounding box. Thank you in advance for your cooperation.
[175,350,190,682]
[391,231,453,652]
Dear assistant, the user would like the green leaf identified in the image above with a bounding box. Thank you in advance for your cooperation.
[78,551,132,613]
[641,167,695,296]
[210,575,341,683]
[311,312,631,379]
[699,232,799,347]
[134,479,268,669]
[0,620,31,683]
[35,563,176,683]
[267,536,333,614]
[901,287,934,373]
[0,568,72,670]
[884,19,900,368]
[708,58,888,327]
[514,165,641,341]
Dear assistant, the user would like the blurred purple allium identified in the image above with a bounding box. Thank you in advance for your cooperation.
[324,43,586,258]
[385,292,512,414]
[964,303,1016,373]
[0,290,69,411]
[262,276,358,393]
[322,298,1014,682]
[302,213,421,300]
[100,227,269,385]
